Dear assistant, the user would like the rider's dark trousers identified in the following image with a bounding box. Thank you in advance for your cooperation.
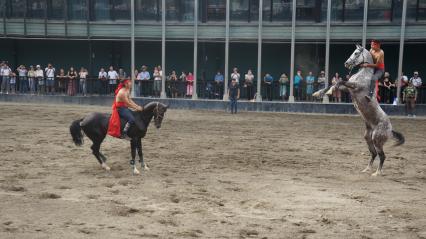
[117,107,135,124]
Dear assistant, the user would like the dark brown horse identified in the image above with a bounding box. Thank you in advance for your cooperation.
[70,102,168,174]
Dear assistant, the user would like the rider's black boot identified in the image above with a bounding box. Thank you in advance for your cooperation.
[121,122,131,140]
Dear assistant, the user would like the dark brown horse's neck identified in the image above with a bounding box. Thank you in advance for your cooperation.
[140,102,158,128]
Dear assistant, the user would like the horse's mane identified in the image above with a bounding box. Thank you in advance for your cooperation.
[142,102,166,112]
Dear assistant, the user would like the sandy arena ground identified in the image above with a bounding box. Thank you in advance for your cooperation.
[0,102,425,239]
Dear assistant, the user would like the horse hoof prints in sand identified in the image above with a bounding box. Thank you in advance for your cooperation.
[314,45,405,176]
[70,102,168,174]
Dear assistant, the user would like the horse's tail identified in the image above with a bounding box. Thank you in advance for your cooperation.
[392,130,405,146]
[70,119,84,146]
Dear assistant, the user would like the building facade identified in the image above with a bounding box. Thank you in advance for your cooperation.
[1,0,425,101]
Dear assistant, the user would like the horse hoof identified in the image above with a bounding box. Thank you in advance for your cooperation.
[133,168,140,175]
[361,167,370,173]
[101,163,111,171]
[371,171,382,177]
[144,165,150,171]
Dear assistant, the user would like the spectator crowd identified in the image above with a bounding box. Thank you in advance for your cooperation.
[0,61,424,113]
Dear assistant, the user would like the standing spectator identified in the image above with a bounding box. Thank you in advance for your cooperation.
[382,72,395,103]
[17,65,28,94]
[331,72,342,102]
[9,72,17,94]
[263,73,274,101]
[279,73,289,101]
[118,67,127,83]
[0,62,11,94]
[294,70,303,100]
[410,71,422,88]
[403,80,417,117]
[45,63,56,94]
[186,72,194,97]
[67,67,77,96]
[28,65,36,94]
[244,69,254,100]
[169,70,178,98]
[107,66,118,95]
[35,65,45,95]
[214,70,224,99]
[138,65,150,97]
[179,71,187,98]
[231,67,240,84]
[317,70,326,90]
[306,71,315,101]
[410,71,422,103]
[228,78,240,114]
[56,68,67,94]
[98,67,108,95]
[153,66,161,97]
[79,67,88,96]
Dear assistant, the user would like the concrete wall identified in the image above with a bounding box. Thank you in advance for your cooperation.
[1,94,424,116]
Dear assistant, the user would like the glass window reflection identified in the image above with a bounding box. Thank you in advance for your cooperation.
[207,0,226,21]
[10,0,26,18]
[93,0,111,21]
[68,0,87,20]
[272,0,292,22]
[113,0,130,20]
[28,0,46,19]
[231,0,249,21]
[344,0,364,22]
[48,0,65,20]
[368,0,392,22]
[136,0,160,21]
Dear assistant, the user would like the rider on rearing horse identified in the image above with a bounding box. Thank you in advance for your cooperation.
[361,39,385,100]
[108,79,143,140]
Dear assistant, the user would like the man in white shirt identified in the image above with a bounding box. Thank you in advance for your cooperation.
[1,62,11,94]
[410,71,422,88]
[107,66,119,95]
[98,68,108,95]
[45,63,56,94]
[35,65,44,94]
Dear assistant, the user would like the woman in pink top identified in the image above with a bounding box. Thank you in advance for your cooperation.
[186,72,194,97]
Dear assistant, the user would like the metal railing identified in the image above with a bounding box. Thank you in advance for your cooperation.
[1,76,425,104]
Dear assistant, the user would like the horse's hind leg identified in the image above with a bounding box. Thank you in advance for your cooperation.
[371,132,387,176]
[91,141,110,171]
[362,125,377,173]
[130,139,140,175]
[136,138,149,171]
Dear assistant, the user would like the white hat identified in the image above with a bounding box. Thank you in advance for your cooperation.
[36,65,41,68]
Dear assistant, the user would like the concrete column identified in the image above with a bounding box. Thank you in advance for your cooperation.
[223,0,230,101]
[160,0,167,98]
[192,0,198,99]
[256,0,263,102]
[362,0,368,48]
[323,0,331,103]
[289,0,296,102]
[397,0,408,104]
[130,0,135,97]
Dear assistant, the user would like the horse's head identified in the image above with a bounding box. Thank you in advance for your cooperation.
[153,102,168,129]
[345,44,367,70]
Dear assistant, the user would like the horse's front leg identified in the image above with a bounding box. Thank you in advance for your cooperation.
[130,139,140,175]
[137,138,149,171]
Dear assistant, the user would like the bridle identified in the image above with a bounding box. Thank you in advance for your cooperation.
[348,48,369,76]
[153,102,163,121]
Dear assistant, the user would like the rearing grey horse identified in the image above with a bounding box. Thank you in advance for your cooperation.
[314,45,405,176]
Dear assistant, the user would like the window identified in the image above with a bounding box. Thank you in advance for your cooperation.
[207,0,226,21]
[113,0,130,20]
[9,0,26,18]
[418,0,426,21]
[166,0,180,21]
[296,0,323,22]
[68,0,88,20]
[263,0,272,21]
[28,0,46,19]
[93,0,112,21]
[344,0,364,22]
[181,0,194,21]
[250,0,259,21]
[136,0,160,21]
[272,0,292,21]
[48,0,65,20]
[231,0,249,21]
[368,0,392,22]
